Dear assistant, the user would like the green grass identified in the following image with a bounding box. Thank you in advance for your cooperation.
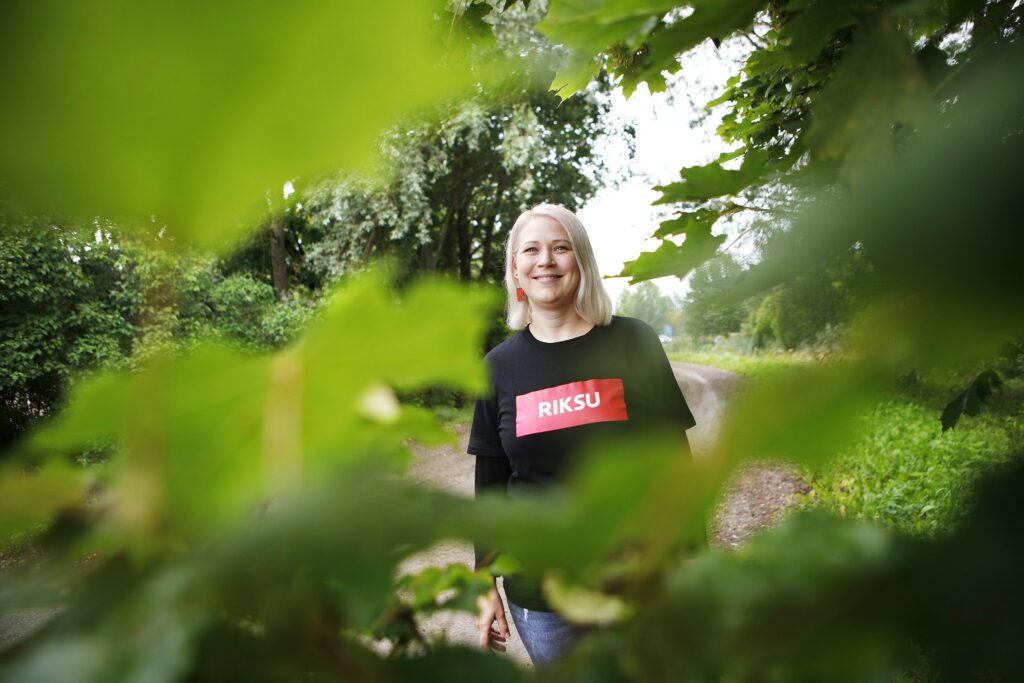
[669,350,816,382]
[675,351,1023,536]
[802,393,1021,535]
[430,404,473,429]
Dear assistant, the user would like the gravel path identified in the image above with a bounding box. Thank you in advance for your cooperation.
[401,361,810,666]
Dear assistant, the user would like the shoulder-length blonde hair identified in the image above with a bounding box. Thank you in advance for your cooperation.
[504,203,613,330]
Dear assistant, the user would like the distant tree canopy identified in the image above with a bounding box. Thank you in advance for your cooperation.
[294,88,612,286]
[615,281,679,336]
[0,217,314,447]
[682,241,866,349]
[682,254,747,341]
[220,4,622,295]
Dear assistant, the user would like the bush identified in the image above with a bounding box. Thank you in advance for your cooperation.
[0,219,136,446]
[805,393,1021,536]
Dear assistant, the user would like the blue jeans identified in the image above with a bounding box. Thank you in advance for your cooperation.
[507,601,589,666]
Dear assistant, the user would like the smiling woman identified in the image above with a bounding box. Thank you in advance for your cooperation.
[471,203,697,666]
[505,204,611,335]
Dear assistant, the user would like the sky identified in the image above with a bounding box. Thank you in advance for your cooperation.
[578,40,748,308]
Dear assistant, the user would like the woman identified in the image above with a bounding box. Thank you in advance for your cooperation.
[469,203,696,665]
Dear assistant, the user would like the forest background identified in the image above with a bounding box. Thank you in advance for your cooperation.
[1,0,1022,682]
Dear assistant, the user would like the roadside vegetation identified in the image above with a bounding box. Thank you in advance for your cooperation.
[661,345,1024,538]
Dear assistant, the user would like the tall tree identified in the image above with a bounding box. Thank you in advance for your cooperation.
[616,281,676,334]
[296,89,613,286]
[682,253,747,341]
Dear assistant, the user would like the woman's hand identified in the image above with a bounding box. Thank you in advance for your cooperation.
[475,581,509,652]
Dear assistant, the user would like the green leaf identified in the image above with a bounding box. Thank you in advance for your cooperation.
[722,45,1024,362]
[638,0,767,85]
[0,464,85,543]
[0,0,482,251]
[652,209,721,239]
[654,149,769,203]
[542,572,634,625]
[940,370,1003,432]
[803,22,930,180]
[6,268,500,545]
[538,0,673,57]
[550,50,602,99]
[746,0,856,75]
[458,1,497,49]
[617,231,726,283]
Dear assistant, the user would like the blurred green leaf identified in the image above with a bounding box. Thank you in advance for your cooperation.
[746,0,855,74]
[4,268,499,548]
[542,573,634,625]
[550,50,602,99]
[0,465,85,541]
[0,0,484,250]
[803,21,930,181]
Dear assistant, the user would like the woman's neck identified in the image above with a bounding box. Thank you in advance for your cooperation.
[527,308,593,343]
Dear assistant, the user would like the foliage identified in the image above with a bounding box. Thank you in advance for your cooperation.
[0,217,135,447]
[540,0,1024,359]
[207,274,314,351]
[2,1,1024,682]
[0,218,318,447]
[614,282,677,335]
[669,349,815,382]
[296,87,612,286]
[805,380,1022,536]
[940,370,1004,432]
[0,0,494,250]
[680,253,748,341]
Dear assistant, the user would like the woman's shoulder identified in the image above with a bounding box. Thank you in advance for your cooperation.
[483,329,528,365]
[608,315,659,341]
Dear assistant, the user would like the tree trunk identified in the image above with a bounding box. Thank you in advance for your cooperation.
[457,207,471,281]
[479,181,506,282]
[361,217,379,264]
[269,217,289,302]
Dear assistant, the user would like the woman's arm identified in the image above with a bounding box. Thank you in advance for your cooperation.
[473,455,513,569]
[473,455,513,650]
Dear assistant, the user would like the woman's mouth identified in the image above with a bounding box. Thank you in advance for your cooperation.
[533,274,562,281]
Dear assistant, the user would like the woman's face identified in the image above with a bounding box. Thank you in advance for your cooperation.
[513,216,581,311]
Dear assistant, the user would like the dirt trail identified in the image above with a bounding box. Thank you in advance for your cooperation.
[401,361,809,666]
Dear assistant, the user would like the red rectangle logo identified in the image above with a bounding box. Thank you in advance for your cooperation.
[515,378,629,437]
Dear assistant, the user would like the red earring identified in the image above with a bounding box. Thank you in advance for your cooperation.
[516,287,525,302]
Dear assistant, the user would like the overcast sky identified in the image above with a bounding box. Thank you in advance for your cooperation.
[579,40,748,308]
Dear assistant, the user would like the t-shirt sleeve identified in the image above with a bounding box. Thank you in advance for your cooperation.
[467,386,507,458]
[636,322,697,431]
[469,378,512,569]
[474,454,512,569]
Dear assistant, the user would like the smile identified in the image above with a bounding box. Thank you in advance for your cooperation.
[533,275,562,281]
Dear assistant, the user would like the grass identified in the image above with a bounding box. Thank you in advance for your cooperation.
[678,351,1023,536]
[429,404,473,430]
[803,392,1021,535]
[669,350,817,382]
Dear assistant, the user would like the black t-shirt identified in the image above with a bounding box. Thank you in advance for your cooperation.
[469,315,695,609]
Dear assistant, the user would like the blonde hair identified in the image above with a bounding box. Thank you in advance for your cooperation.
[504,203,613,330]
